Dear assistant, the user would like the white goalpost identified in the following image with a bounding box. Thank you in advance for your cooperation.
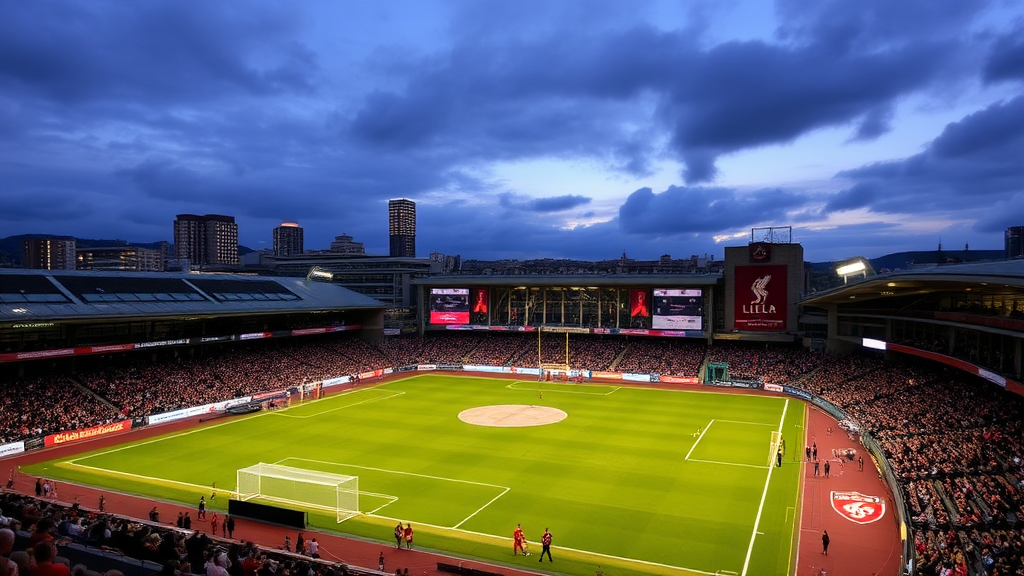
[768,431,783,467]
[236,463,359,522]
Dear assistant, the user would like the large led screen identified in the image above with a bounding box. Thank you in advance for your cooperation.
[652,289,703,330]
[430,288,470,325]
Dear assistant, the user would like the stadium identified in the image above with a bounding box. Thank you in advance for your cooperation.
[1,241,1022,576]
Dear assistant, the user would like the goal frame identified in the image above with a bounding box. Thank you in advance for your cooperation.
[236,463,359,522]
[768,431,783,466]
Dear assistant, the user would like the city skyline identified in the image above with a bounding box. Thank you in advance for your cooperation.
[1,1,1023,261]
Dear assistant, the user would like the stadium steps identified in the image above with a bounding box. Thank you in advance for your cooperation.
[69,376,120,412]
[607,343,632,371]
[931,480,962,525]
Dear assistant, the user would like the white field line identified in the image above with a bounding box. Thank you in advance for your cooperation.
[453,486,510,529]
[271,390,406,419]
[789,404,808,576]
[740,398,789,576]
[506,382,621,396]
[277,458,509,490]
[68,409,273,465]
[716,419,777,426]
[685,420,714,461]
[63,461,239,497]
[687,459,769,470]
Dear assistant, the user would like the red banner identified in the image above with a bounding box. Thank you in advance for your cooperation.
[659,375,699,384]
[472,288,488,314]
[45,420,131,447]
[733,265,788,332]
[629,289,650,318]
[590,371,624,380]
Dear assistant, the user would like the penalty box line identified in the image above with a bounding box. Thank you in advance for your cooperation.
[271,389,406,419]
[275,457,510,529]
[506,381,621,396]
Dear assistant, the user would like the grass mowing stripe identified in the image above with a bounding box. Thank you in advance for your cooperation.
[740,398,789,576]
[279,457,510,489]
[684,419,714,460]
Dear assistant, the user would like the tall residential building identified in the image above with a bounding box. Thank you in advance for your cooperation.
[273,222,304,256]
[329,233,366,255]
[173,214,239,267]
[389,198,416,258]
[22,238,76,270]
[1007,226,1024,259]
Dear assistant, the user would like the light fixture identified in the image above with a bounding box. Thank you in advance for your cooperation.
[836,261,867,276]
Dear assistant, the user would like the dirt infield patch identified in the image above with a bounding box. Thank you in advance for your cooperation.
[458,404,568,427]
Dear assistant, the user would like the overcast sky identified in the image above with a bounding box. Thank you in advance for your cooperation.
[2,0,1023,261]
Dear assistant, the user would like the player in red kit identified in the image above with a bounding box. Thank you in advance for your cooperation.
[513,524,528,556]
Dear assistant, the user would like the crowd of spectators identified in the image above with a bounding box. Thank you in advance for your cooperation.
[0,492,350,576]
[705,342,825,383]
[615,340,704,376]
[2,333,1024,574]
[0,375,118,444]
[798,354,1024,575]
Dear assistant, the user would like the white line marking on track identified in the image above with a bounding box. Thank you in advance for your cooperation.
[740,398,789,576]
[685,419,714,461]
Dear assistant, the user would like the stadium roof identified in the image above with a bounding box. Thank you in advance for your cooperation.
[800,259,1024,306]
[0,269,384,322]
[414,274,723,287]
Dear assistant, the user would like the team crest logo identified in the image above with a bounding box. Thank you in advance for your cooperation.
[831,491,885,524]
[750,275,771,304]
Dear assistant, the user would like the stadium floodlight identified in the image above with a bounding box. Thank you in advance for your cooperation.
[236,463,358,522]
[835,257,873,284]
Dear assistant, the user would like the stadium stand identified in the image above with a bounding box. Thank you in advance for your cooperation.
[0,492,355,576]
[2,334,1023,574]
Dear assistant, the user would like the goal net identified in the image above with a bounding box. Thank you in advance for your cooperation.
[236,463,358,522]
[768,431,783,466]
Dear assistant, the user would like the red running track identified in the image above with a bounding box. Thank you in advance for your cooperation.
[795,407,904,576]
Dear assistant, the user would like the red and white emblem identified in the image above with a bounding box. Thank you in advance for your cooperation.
[831,491,885,524]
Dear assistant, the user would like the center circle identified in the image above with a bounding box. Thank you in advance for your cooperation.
[458,404,568,427]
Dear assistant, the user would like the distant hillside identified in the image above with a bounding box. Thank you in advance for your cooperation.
[0,235,253,267]
[869,249,1004,272]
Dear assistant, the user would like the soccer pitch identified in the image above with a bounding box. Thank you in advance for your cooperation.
[27,375,805,576]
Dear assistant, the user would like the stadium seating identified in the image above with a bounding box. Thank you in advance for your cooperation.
[1,334,1023,573]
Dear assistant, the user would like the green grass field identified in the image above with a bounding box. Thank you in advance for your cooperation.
[26,374,805,576]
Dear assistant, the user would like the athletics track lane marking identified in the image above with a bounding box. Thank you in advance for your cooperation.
[740,398,789,576]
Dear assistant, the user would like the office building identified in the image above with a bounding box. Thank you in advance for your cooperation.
[329,234,366,255]
[388,199,416,258]
[173,214,239,267]
[1007,226,1024,259]
[273,222,304,256]
[22,238,76,270]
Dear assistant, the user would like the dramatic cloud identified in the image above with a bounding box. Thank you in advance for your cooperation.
[0,0,1021,262]
[827,95,1024,215]
[499,193,592,213]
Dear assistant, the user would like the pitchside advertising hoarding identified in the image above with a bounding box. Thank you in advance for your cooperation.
[733,265,788,331]
[430,288,470,325]
[652,289,703,330]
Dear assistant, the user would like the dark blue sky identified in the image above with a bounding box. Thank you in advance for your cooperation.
[2,0,1022,261]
